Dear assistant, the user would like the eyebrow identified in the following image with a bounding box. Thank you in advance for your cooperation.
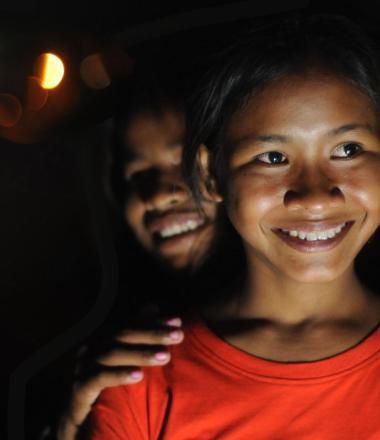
[229,123,377,150]
[327,123,376,136]
[228,134,289,150]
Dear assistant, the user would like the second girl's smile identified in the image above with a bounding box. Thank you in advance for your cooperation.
[124,110,216,269]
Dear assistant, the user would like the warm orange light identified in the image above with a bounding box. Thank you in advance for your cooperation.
[35,53,65,89]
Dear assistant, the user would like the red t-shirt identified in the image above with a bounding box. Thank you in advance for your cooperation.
[85,318,380,439]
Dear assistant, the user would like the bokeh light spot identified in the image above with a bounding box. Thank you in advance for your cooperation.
[35,53,65,90]
[80,53,111,89]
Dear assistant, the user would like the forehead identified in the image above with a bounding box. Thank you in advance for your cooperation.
[124,110,185,159]
[226,73,378,142]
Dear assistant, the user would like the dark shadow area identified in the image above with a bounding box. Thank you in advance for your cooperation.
[2,0,380,438]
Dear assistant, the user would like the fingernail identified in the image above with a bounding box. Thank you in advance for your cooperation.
[130,370,143,380]
[165,317,182,327]
[168,330,182,341]
[154,352,169,361]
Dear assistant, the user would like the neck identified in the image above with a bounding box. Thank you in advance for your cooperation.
[201,256,380,363]
[211,260,379,328]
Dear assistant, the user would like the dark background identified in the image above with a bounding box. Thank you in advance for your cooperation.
[1,0,379,438]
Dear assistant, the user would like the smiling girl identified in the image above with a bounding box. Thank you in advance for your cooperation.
[85,14,380,439]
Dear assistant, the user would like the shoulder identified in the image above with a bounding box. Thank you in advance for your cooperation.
[85,368,171,439]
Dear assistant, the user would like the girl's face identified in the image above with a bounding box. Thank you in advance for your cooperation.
[221,72,380,283]
[124,110,216,270]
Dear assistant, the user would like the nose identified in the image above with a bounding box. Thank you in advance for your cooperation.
[284,167,345,213]
[136,167,190,211]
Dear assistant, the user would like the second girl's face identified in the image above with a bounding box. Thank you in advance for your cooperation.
[124,110,216,270]
[222,72,380,283]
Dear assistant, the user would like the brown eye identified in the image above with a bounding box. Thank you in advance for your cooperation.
[255,151,287,165]
[332,142,363,159]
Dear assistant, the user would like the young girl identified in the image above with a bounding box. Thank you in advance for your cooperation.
[56,59,230,439]
[84,14,380,439]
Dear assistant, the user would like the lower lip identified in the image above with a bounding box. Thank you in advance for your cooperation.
[273,222,354,253]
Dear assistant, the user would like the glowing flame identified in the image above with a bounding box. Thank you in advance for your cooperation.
[36,53,65,89]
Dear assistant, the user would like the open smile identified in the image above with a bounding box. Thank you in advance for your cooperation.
[272,221,354,253]
[156,218,205,239]
[146,211,208,253]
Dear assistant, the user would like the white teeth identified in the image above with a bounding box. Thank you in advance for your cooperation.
[159,220,203,238]
[173,225,181,235]
[280,223,346,241]
[317,231,328,240]
[306,232,317,241]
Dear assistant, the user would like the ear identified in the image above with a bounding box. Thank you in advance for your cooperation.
[197,144,223,203]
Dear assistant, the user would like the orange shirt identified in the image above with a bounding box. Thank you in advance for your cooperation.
[86,318,380,439]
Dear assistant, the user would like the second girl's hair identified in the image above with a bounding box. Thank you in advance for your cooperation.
[109,57,185,205]
[183,13,380,204]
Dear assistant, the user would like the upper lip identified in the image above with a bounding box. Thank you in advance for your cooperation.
[273,220,353,233]
[145,210,207,235]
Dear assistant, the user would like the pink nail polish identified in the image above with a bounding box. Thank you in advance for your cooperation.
[165,317,182,327]
[154,352,169,361]
[168,330,181,340]
[130,370,143,380]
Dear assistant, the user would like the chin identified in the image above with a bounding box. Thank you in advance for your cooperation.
[155,252,192,272]
[285,265,348,284]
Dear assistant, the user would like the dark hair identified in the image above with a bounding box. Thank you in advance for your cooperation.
[109,58,185,205]
[183,13,380,204]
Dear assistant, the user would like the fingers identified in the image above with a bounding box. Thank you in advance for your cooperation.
[94,318,183,367]
[95,346,172,367]
[76,317,184,371]
[58,317,184,439]
[115,326,184,345]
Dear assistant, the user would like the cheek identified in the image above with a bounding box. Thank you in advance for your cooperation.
[201,199,218,222]
[346,165,380,221]
[193,224,216,260]
[225,174,281,231]
[124,194,146,237]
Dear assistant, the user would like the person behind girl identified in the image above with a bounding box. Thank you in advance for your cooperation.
[56,62,221,439]
[84,13,380,439]
[111,66,217,272]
